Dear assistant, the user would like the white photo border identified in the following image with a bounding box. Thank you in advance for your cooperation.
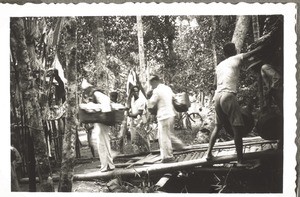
[0,2,297,197]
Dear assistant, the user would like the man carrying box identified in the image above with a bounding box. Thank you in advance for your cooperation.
[81,80,115,172]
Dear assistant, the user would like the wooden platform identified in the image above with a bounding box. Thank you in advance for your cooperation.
[73,136,281,181]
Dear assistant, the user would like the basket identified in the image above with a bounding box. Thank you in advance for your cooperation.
[78,108,125,126]
[173,92,191,112]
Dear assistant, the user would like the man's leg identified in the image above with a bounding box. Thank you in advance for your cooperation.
[96,123,115,172]
[220,92,245,165]
[206,124,222,160]
[158,118,173,161]
[206,92,223,160]
[232,126,244,164]
[169,116,185,150]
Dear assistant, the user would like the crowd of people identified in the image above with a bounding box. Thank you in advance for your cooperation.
[81,43,282,171]
[81,40,282,171]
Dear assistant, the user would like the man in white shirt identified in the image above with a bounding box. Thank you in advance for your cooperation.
[82,83,115,172]
[148,75,184,163]
[206,43,263,166]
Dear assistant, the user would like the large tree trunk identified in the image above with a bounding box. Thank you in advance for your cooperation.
[164,16,176,84]
[93,17,115,91]
[136,16,148,87]
[231,16,251,53]
[11,18,54,192]
[252,15,264,109]
[58,18,77,192]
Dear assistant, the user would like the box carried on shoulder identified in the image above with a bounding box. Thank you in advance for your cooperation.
[173,92,191,112]
[78,103,125,126]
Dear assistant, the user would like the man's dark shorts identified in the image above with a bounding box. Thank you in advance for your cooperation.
[214,92,244,128]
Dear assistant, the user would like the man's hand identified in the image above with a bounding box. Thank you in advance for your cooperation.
[146,90,153,99]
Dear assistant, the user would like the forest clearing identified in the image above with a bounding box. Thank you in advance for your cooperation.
[10,14,283,193]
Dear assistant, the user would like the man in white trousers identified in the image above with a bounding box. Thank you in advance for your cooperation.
[82,80,115,172]
[148,75,184,163]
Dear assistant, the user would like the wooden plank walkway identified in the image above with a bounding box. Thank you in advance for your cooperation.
[73,136,281,181]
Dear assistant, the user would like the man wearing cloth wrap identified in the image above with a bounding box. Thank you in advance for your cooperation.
[206,43,263,166]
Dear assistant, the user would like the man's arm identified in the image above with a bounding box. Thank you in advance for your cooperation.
[147,89,159,113]
[93,91,112,112]
[242,45,264,60]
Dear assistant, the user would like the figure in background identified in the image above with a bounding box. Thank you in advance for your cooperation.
[11,145,22,191]
[127,86,150,153]
[261,64,283,113]
[147,75,184,163]
[82,81,115,172]
[110,91,119,103]
[206,43,264,166]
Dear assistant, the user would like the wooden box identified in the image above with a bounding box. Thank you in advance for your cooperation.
[78,109,125,126]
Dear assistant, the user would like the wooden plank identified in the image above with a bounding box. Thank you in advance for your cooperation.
[183,136,268,150]
[183,152,194,161]
[262,143,272,150]
[250,145,260,152]
[145,155,161,164]
[244,145,251,153]
[114,137,278,160]
[73,149,281,181]
[178,154,187,162]
[190,152,199,160]
[174,155,181,162]
[125,154,158,168]
[198,151,205,159]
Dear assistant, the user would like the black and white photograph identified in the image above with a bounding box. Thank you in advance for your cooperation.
[0,2,297,196]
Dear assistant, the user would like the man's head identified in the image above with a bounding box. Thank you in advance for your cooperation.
[110,91,118,103]
[223,42,237,58]
[131,86,140,99]
[149,75,160,89]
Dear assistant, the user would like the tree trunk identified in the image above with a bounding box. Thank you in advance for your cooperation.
[136,16,147,87]
[252,15,265,109]
[211,16,218,68]
[11,18,54,192]
[252,16,260,41]
[211,16,218,93]
[58,18,77,192]
[231,16,251,53]
[52,18,64,51]
[93,17,115,91]
[164,16,176,84]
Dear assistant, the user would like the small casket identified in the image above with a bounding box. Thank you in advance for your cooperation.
[173,92,191,112]
[78,103,125,126]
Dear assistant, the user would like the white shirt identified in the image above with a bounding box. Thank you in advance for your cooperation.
[131,94,147,115]
[130,94,147,125]
[93,91,112,112]
[149,84,176,121]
